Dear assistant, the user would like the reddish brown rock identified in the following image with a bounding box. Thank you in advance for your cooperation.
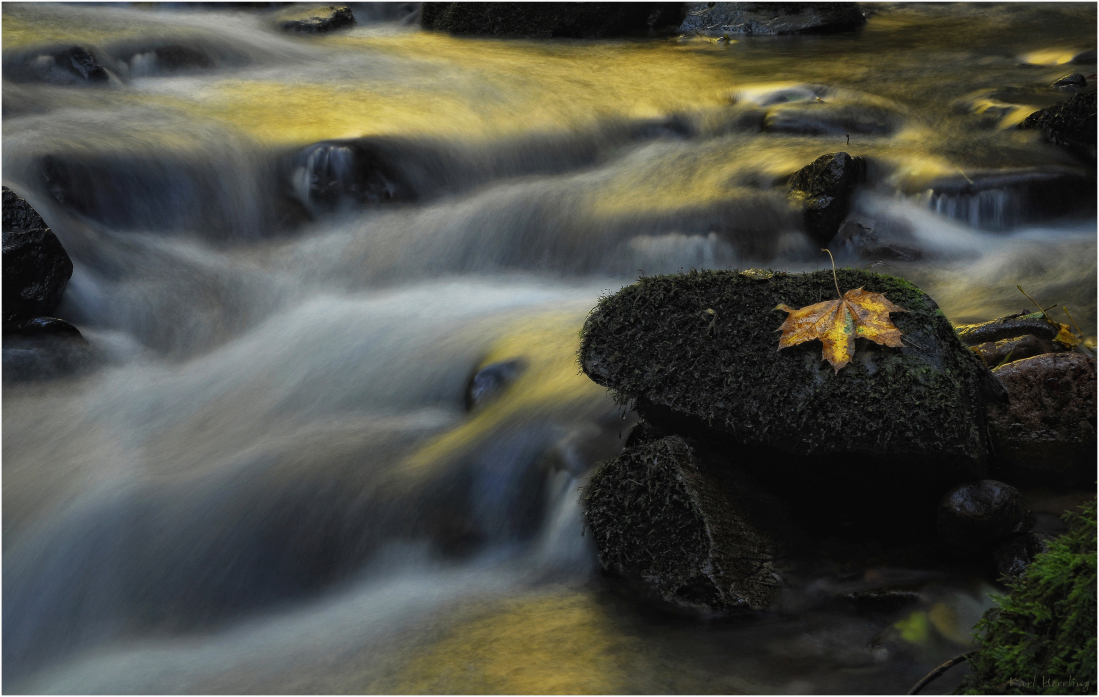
[988,352,1097,486]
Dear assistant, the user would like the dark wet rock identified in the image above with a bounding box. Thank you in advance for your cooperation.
[764,102,900,137]
[2,187,47,233]
[910,166,1096,230]
[277,5,355,33]
[1052,73,1087,90]
[624,420,661,448]
[788,152,866,245]
[2,197,73,325]
[1071,48,1097,65]
[582,435,786,612]
[955,311,1061,346]
[987,352,1097,487]
[969,334,1063,369]
[422,2,685,38]
[287,140,414,215]
[466,359,525,410]
[2,320,93,384]
[833,216,922,262]
[579,269,997,520]
[993,531,1053,580]
[679,2,865,36]
[4,46,109,85]
[937,480,1027,550]
[1019,90,1097,160]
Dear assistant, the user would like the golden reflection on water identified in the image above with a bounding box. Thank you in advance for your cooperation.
[391,590,641,694]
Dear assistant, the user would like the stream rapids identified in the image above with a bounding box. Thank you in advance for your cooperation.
[2,3,1096,694]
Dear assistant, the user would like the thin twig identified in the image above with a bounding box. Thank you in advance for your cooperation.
[822,248,842,299]
[1063,306,1084,337]
[1016,285,1055,325]
[907,651,977,695]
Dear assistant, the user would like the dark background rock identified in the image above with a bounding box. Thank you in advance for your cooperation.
[937,480,1027,550]
[277,5,355,33]
[466,359,525,410]
[2,187,47,233]
[987,352,1097,487]
[2,324,93,384]
[764,103,899,137]
[579,269,997,532]
[422,2,686,38]
[3,46,110,85]
[582,435,787,612]
[679,2,865,36]
[788,152,866,245]
[1019,90,1097,161]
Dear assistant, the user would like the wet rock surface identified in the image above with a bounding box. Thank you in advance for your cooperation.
[277,5,355,33]
[679,2,866,36]
[2,215,73,326]
[1052,73,1087,90]
[987,352,1097,486]
[787,152,866,244]
[3,186,47,233]
[287,140,414,215]
[422,2,685,39]
[937,480,1027,550]
[969,334,1063,368]
[993,531,1052,580]
[764,102,900,137]
[579,269,997,513]
[582,435,786,612]
[4,46,110,85]
[466,359,525,410]
[2,320,94,384]
[1019,90,1098,160]
[955,311,1061,346]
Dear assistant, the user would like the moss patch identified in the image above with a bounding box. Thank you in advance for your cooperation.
[957,498,1097,694]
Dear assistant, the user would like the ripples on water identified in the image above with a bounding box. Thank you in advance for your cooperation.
[2,2,1096,693]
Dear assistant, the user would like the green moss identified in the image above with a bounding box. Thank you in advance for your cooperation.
[957,498,1097,694]
[578,269,991,472]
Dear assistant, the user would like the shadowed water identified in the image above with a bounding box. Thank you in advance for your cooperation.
[2,2,1095,693]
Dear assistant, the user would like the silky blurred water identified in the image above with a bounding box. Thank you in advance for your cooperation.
[2,2,1095,693]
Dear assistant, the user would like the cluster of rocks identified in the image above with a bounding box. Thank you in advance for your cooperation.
[577,269,1096,613]
[2,187,92,382]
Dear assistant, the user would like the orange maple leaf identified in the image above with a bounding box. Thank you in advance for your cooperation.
[774,253,907,372]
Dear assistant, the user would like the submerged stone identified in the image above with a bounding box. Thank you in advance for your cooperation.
[582,435,785,612]
[764,103,900,137]
[1052,73,1087,90]
[578,269,996,499]
[4,46,109,85]
[679,2,866,36]
[466,359,525,410]
[788,152,866,245]
[422,2,685,38]
[987,352,1097,487]
[2,320,93,383]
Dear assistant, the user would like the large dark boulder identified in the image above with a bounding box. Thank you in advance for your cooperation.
[582,435,786,612]
[578,269,998,515]
[1019,90,1097,160]
[679,2,865,36]
[422,2,685,38]
[987,352,1097,486]
[788,152,866,245]
[2,189,73,326]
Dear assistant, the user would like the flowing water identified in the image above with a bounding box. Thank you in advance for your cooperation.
[2,3,1096,693]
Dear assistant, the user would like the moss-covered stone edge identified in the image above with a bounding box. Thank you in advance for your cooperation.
[956,497,1097,695]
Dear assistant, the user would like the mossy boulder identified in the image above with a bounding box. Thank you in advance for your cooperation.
[421,2,685,38]
[581,435,786,612]
[957,498,1096,694]
[579,269,997,521]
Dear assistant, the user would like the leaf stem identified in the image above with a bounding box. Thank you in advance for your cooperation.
[1063,306,1084,337]
[1016,285,1055,325]
[822,248,841,299]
